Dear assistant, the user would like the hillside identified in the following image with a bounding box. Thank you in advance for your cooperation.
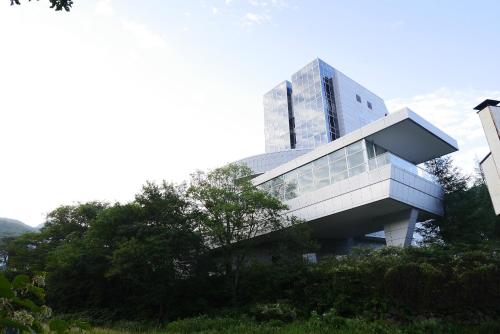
[0,218,38,238]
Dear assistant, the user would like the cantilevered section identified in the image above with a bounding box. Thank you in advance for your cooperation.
[251,109,458,247]
[364,109,458,164]
[253,108,458,184]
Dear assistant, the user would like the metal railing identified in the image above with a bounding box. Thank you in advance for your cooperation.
[368,152,438,185]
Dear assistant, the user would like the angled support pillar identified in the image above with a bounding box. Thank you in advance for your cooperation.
[378,208,419,247]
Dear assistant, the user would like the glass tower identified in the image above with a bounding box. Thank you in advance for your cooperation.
[291,59,340,150]
[264,81,296,153]
[263,58,387,153]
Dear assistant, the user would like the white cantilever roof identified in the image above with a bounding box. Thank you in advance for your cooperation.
[252,108,458,185]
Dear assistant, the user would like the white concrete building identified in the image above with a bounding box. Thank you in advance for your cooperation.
[252,109,457,247]
[236,58,458,250]
[475,99,500,215]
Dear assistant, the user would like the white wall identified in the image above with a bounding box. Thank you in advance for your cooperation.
[334,70,388,136]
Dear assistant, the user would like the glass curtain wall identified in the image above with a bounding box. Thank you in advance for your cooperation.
[264,81,294,153]
[260,140,388,201]
[292,60,328,150]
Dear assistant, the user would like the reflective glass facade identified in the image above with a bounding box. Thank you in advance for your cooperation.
[258,140,438,202]
[264,81,295,153]
[291,59,340,150]
[263,58,388,153]
[259,140,382,201]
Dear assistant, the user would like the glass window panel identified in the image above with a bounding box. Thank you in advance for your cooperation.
[331,157,347,174]
[298,170,314,194]
[270,175,284,187]
[368,158,378,170]
[314,165,330,190]
[366,141,376,159]
[313,156,328,168]
[261,181,272,192]
[346,141,363,155]
[332,170,348,183]
[284,172,298,200]
[296,163,313,176]
[329,148,345,162]
[349,164,367,177]
[347,151,365,168]
[375,144,387,156]
[376,154,389,167]
[271,183,284,199]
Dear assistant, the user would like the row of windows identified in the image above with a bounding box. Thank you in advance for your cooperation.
[259,140,387,201]
[355,94,373,110]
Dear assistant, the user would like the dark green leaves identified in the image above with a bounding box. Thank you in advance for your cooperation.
[10,0,74,12]
[49,319,69,333]
[0,273,53,333]
[49,0,73,11]
[0,274,14,299]
[12,274,30,289]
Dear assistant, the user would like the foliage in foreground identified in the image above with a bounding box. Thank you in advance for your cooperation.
[90,315,500,334]
[1,165,311,321]
[0,273,49,333]
[0,272,88,333]
[1,160,499,324]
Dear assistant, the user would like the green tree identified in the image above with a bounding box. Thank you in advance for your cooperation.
[421,157,500,245]
[5,233,47,275]
[188,163,305,304]
[104,182,204,320]
[43,183,206,320]
[10,0,73,11]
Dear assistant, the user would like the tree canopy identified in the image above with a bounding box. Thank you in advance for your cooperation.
[0,164,312,320]
[10,0,73,11]
[421,156,500,245]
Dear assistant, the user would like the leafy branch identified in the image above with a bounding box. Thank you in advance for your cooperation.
[10,0,73,12]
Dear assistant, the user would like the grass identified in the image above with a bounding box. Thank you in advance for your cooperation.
[87,316,500,334]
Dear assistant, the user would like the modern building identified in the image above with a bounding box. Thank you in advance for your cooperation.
[474,99,500,215]
[237,58,458,252]
[264,58,387,153]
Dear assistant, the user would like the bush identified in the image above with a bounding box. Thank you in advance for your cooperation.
[251,303,297,322]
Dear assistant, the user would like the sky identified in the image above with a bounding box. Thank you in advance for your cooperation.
[0,0,499,226]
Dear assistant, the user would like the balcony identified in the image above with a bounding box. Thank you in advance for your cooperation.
[368,152,438,185]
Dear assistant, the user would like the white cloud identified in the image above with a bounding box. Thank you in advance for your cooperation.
[248,0,289,7]
[121,19,167,49]
[242,12,270,26]
[386,88,500,174]
[95,0,114,16]
[211,6,219,15]
[249,0,267,6]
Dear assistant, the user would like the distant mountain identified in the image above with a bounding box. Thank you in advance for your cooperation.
[0,218,38,238]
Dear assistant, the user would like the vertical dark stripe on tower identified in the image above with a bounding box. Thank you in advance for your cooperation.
[324,77,340,141]
[287,86,296,149]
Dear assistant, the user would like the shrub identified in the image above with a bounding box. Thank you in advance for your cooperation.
[251,303,297,322]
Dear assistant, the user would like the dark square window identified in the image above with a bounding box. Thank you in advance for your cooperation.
[356,94,361,103]
[367,101,373,109]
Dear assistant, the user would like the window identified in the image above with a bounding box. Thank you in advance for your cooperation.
[284,172,298,200]
[367,101,373,109]
[347,151,365,168]
[261,140,371,200]
[356,94,361,103]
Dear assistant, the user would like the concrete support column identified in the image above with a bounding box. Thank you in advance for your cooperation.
[382,208,419,247]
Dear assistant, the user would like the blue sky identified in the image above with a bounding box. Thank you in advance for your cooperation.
[0,0,499,226]
[107,0,500,97]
